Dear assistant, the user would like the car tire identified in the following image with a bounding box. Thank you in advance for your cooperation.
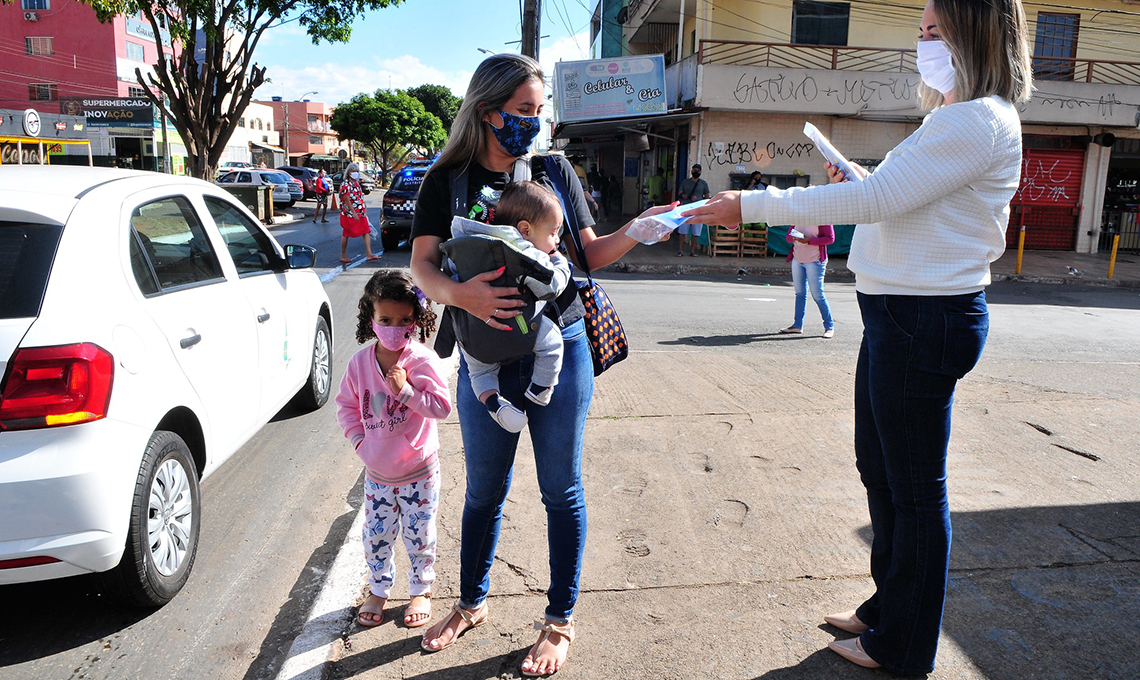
[296,316,332,411]
[100,431,200,607]
[287,199,296,208]
[381,230,401,251]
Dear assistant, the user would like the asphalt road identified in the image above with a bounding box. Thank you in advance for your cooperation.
[2,263,1138,679]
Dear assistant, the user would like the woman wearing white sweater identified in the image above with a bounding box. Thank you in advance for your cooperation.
[686,0,1032,673]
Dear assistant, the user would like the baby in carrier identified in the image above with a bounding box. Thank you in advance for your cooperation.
[444,181,571,433]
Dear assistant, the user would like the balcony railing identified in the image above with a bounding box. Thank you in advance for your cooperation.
[700,40,1140,86]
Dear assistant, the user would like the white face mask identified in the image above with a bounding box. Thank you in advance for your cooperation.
[350,172,360,180]
[916,40,956,95]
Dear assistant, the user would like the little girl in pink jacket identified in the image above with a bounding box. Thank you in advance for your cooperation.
[336,270,452,629]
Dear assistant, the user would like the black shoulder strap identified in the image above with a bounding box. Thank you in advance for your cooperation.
[542,155,592,278]
[448,166,469,219]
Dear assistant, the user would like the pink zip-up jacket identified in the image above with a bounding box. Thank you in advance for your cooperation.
[335,340,452,486]
[785,225,835,263]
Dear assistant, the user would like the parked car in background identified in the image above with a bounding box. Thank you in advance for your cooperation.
[0,166,333,606]
[330,171,376,195]
[215,161,254,180]
[216,169,298,207]
[277,166,319,199]
[381,163,431,250]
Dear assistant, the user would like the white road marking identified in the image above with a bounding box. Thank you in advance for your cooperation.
[745,297,778,302]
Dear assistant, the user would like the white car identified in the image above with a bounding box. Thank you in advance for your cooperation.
[216,169,296,207]
[0,167,333,606]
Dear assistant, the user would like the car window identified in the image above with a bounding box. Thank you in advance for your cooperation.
[0,221,64,319]
[390,171,425,192]
[204,196,279,276]
[129,196,224,291]
[218,173,236,184]
[237,172,251,183]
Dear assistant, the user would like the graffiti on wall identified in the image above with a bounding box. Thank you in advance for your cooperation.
[1018,158,1075,203]
[732,72,921,108]
[707,139,816,167]
[1022,93,1121,118]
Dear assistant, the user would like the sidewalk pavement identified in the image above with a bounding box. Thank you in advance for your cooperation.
[311,268,1140,680]
[590,215,1140,287]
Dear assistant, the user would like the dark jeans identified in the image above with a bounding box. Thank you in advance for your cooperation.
[456,319,593,623]
[853,291,988,675]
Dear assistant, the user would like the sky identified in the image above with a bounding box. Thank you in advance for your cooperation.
[252,0,594,109]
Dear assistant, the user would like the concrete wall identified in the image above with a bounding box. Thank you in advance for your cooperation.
[692,110,918,194]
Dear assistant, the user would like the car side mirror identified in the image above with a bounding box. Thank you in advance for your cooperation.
[285,244,316,269]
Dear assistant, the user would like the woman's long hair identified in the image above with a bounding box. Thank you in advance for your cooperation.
[921,0,1033,109]
[427,53,544,180]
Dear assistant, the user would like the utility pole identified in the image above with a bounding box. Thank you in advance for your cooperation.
[521,0,541,59]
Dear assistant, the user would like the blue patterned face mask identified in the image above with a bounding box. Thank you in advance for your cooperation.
[487,110,542,157]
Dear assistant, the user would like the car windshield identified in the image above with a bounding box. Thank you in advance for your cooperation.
[390,171,426,192]
[0,222,65,319]
[263,172,291,184]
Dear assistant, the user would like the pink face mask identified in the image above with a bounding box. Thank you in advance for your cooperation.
[372,321,415,351]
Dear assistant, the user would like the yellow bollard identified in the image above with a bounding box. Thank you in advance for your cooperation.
[1108,233,1120,279]
[1015,226,1026,275]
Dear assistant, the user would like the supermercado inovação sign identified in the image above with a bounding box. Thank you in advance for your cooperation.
[555,56,667,124]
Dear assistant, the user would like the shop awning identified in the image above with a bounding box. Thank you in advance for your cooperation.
[553,110,702,140]
[250,141,285,153]
[308,154,344,162]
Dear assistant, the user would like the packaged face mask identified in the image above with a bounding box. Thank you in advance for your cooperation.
[626,200,710,244]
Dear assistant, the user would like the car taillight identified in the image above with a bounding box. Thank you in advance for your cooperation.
[383,196,400,205]
[0,343,114,431]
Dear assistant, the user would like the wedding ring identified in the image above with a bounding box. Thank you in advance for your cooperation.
[485,315,494,325]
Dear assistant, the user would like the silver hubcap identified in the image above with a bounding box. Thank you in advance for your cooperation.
[147,459,194,576]
[314,328,330,396]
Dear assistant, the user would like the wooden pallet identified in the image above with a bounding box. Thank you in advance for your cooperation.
[709,224,742,257]
[740,223,768,257]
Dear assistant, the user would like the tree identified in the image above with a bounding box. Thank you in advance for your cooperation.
[72,0,407,179]
[405,84,462,134]
[331,89,445,185]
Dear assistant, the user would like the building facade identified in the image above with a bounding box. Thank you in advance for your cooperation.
[253,98,349,167]
[1,0,187,170]
[567,0,1140,253]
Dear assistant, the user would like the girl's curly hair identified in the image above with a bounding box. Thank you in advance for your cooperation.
[355,269,438,344]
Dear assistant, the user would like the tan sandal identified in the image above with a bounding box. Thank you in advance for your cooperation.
[521,619,575,677]
[419,602,488,652]
[355,595,387,628]
[403,593,432,628]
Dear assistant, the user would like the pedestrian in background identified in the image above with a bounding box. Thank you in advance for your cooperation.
[312,168,331,223]
[779,225,836,338]
[409,52,673,677]
[745,171,766,191]
[339,161,380,263]
[335,270,451,630]
[684,0,1033,673]
[676,163,710,257]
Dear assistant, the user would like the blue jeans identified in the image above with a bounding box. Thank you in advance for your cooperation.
[791,259,834,330]
[853,291,988,675]
[456,318,592,623]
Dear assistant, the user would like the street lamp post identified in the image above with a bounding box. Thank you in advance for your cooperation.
[283,90,318,164]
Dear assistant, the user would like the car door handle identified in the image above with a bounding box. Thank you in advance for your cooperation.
[180,333,202,349]
[257,312,271,323]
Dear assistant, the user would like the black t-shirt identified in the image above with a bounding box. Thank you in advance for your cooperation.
[411,155,595,242]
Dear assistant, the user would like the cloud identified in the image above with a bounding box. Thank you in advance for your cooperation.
[256,54,472,108]
[540,31,591,75]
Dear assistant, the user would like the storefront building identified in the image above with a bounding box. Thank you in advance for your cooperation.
[570,0,1140,253]
[0,107,91,165]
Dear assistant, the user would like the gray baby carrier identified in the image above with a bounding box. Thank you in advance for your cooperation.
[435,158,554,365]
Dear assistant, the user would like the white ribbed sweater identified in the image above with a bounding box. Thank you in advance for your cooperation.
[741,96,1023,295]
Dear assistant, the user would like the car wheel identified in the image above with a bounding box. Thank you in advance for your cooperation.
[100,431,200,607]
[296,316,332,410]
[381,230,401,251]
[287,199,296,208]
